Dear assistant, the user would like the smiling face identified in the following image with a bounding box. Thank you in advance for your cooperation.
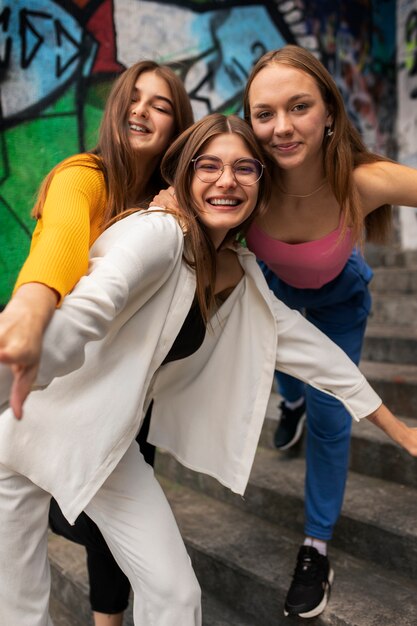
[248,63,332,173]
[191,133,260,247]
[128,71,176,157]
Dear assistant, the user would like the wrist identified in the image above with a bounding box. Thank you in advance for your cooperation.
[9,283,58,330]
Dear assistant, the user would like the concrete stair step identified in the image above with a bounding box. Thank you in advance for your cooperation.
[50,593,84,626]
[350,414,417,488]
[363,323,417,364]
[365,245,417,268]
[155,446,417,579]
[48,533,253,626]
[360,359,417,416]
[261,392,417,489]
[368,293,417,325]
[370,266,417,293]
[161,477,417,626]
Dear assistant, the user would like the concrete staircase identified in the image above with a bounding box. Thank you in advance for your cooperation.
[49,249,417,625]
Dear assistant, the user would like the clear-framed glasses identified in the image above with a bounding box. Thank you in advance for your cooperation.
[191,154,264,186]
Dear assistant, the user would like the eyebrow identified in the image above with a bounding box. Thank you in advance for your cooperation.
[251,92,314,109]
[154,95,174,108]
[132,87,174,108]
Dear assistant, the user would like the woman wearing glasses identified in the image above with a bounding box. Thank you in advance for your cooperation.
[0,113,416,626]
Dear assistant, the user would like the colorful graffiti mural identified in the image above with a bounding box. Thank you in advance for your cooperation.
[0,0,396,306]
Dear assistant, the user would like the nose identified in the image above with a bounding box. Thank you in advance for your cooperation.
[216,164,237,188]
[131,101,148,118]
[274,112,293,136]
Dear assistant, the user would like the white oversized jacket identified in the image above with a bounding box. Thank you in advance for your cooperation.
[0,210,381,524]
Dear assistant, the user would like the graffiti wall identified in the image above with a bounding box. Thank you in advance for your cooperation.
[0,0,396,307]
[397,0,417,249]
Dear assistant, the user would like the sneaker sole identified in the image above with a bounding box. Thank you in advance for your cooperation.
[283,567,334,619]
[275,414,306,451]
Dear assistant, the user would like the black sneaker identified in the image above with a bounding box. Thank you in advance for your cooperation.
[284,546,334,618]
[274,400,306,449]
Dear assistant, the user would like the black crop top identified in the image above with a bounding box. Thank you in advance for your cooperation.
[161,298,206,365]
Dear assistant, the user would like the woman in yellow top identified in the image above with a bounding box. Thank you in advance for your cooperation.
[0,59,193,420]
[0,59,193,626]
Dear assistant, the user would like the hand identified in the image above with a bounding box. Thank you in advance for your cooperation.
[0,283,58,418]
[149,186,179,211]
[403,428,417,457]
[366,403,417,457]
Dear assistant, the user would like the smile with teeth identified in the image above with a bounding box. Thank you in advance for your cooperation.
[129,123,150,133]
[208,198,240,206]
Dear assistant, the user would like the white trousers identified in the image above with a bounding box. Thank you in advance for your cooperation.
[0,442,201,626]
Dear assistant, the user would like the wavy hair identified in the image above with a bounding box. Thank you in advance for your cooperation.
[161,113,271,322]
[243,45,392,245]
[33,61,194,226]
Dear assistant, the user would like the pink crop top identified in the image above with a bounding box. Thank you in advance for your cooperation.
[246,219,353,289]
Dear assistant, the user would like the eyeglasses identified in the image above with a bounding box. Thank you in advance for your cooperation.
[191,154,264,186]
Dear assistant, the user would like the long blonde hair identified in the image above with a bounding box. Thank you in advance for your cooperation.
[32,61,194,226]
[243,45,392,245]
[161,113,271,322]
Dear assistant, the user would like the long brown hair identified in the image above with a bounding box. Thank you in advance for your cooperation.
[243,45,392,245]
[32,61,194,226]
[161,113,271,322]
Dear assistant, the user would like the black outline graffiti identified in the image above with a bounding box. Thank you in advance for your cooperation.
[0,8,12,78]
[55,19,83,77]
[20,9,51,69]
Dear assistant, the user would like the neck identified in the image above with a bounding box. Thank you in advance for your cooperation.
[276,167,327,200]
[132,153,160,202]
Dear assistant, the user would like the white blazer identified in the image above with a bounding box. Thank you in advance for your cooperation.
[0,210,381,523]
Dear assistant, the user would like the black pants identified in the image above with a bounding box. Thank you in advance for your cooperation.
[49,407,155,614]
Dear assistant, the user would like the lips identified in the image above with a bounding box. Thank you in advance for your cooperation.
[273,142,300,152]
[129,122,151,134]
[209,198,239,206]
[207,196,241,208]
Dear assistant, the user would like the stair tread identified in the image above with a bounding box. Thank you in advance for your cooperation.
[49,594,85,626]
[247,447,417,538]
[161,477,417,626]
[361,359,417,381]
[161,441,417,539]
[366,322,417,338]
[48,533,254,626]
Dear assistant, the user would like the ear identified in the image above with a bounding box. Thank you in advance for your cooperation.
[326,109,334,128]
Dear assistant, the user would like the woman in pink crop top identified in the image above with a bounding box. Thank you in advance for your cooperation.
[243,45,417,619]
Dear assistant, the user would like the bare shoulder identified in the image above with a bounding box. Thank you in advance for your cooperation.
[353,161,417,215]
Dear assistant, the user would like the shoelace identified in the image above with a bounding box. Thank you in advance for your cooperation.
[292,553,323,584]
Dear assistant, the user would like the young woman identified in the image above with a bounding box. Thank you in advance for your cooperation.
[242,45,417,618]
[0,59,194,420]
[0,113,416,626]
[0,59,193,626]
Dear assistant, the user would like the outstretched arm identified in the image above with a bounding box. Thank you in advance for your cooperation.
[355,160,417,215]
[0,284,58,418]
[271,295,417,456]
[0,160,105,416]
[366,404,417,456]
[29,212,181,414]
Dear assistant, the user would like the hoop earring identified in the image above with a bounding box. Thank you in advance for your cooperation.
[326,127,334,137]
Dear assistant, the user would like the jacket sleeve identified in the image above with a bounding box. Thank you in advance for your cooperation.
[270,295,382,421]
[35,211,183,387]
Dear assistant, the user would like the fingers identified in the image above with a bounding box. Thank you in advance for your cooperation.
[9,364,38,420]
[151,187,179,211]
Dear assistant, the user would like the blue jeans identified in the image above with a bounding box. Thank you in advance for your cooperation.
[261,250,373,540]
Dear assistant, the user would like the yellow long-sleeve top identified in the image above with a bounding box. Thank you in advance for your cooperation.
[15,154,107,304]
